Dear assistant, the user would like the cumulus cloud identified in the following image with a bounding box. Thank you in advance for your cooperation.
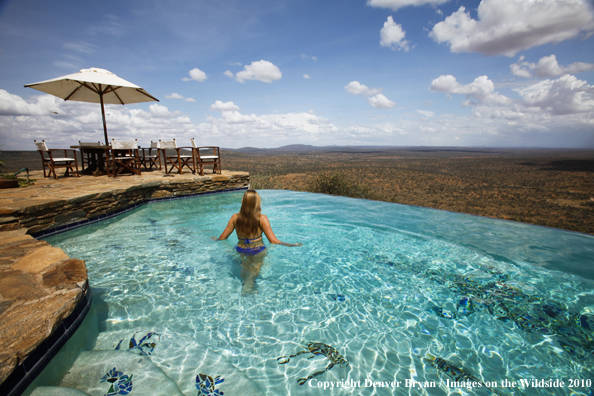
[345,81,382,96]
[182,67,207,82]
[235,60,282,83]
[514,74,594,115]
[207,110,338,140]
[149,104,183,118]
[367,0,449,12]
[210,100,240,112]
[165,92,196,103]
[428,72,594,145]
[303,74,311,79]
[369,94,396,109]
[380,16,409,51]
[0,91,203,150]
[430,75,513,106]
[224,71,234,79]
[346,81,396,109]
[511,55,594,78]
[430,0,594,56]
[0,89,57,116]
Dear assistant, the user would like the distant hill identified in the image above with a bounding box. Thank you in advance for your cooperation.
[2,146,590,173]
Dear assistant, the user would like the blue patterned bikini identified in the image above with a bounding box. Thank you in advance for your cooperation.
[236,236,266,255]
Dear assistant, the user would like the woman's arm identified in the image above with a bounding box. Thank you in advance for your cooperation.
[260,214,302,246]
[214,213,237,240]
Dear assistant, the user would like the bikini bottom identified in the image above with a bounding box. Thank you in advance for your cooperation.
[235,245,266,255]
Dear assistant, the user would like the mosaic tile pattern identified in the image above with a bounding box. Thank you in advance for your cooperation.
[115,332,161,356]
[100,367,133,396]
[277,342,349,385]
[195,374,224,396]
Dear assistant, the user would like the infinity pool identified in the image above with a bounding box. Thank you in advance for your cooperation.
[29,190,594,395]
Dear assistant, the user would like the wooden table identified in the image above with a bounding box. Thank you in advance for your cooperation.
[71,145,111,176]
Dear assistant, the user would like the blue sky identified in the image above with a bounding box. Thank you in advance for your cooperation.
[1,0,593,150]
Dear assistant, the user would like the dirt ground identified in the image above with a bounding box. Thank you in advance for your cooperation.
[3,147,593,234]
[221,147,594,235]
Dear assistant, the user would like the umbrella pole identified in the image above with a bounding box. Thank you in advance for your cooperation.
[100,92,109,145]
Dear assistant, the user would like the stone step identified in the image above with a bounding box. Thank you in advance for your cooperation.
[59,350,184,396]
[92,328,264,396]
[30,386,91,396]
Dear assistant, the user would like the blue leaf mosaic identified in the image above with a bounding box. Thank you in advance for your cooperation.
[100,367,133,396]
[115,332,160,356]
[195,373,224,395]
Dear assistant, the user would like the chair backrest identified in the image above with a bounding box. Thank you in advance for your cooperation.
[150,141,160,149]
[79,141,101,147]
[159,139,177,149]
[34,140,48,152]
[112,139,138,150]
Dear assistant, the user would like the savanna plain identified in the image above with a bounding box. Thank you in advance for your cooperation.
[223,146,594,235]
[2,147,593,235]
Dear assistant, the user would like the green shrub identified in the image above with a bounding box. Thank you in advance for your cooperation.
[307,173,376,200]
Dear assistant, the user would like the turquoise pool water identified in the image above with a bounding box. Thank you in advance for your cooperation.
[32,190,593,395]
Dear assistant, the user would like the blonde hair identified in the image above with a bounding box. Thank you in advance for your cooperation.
[236,190,261,236]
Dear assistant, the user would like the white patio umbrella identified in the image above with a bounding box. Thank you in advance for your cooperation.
[25,67,159,145]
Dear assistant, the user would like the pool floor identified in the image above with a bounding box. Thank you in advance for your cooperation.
[28,190,594,396]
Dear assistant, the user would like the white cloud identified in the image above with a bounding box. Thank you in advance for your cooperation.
[303,74,311,79]
[515,74,594,115]
[510,56,534,78]
[0,89,57,116]
[511,54,594,78]
[380,16,409,51]
[235,60,282,83]
[210,100,240,111]
[207,110,338,141]
[301,54,318,61]
[367,0,449,12]
[149,104,183,118]
[430,75,513,106]
[345,81,382,96]
[346,81,396,109]
[224,71,234,79]
[182,67,207,82]
[427,72,594,146]
[165,92,196,103]
[430,0,594,56]
[165,93,184,99]
[417,110,435,117]
[369,94,396,109]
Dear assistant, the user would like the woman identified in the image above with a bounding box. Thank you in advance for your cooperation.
[214,190,301,294]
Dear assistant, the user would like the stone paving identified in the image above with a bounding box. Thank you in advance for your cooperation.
[0,169,249,388]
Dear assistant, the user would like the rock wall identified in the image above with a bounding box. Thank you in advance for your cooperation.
[10,173,249,235]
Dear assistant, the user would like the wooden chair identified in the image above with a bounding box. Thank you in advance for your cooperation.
[159,139,195,174]
[190,138,221,176]
[34,140,80,179]
[140,141,162,171]
[107,139,142,177]
[78,141,101,169]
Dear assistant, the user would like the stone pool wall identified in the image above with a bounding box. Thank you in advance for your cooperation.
[0,171,250,394]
